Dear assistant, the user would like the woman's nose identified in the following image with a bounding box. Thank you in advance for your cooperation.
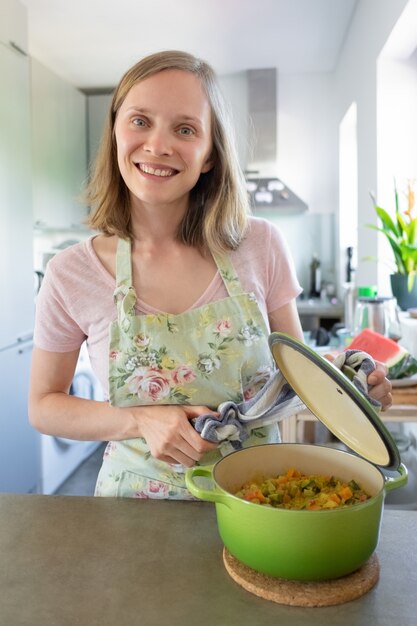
[143,127,173,156]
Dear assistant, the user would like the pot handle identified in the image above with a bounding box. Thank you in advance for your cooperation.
[185,466,231,506]
[384,462,408,493]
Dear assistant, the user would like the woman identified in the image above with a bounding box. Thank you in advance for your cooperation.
[29,50,392,499]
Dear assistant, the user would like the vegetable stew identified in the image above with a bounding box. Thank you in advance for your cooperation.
[234,467,371,510]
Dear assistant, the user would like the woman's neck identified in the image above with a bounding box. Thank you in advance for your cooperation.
[129,195,188,245]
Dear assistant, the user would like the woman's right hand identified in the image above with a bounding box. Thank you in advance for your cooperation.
[131,404,219,467]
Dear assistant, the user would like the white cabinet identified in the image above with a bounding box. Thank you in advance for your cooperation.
[0,340,41,493]
[31,58,88,230]
[0,1,40,493]
[0,41,34,346]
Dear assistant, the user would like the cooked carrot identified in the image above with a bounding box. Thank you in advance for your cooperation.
[338,486,353,501]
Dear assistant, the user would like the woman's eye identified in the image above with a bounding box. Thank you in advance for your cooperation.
[132,118,146,127]
[178,127,194,136]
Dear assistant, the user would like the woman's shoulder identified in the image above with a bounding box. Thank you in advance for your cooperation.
[48,238,90,265]
[48,235,115,283]
[243,216,287,251]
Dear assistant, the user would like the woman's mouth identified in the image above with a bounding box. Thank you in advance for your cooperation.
[136,163,178,178]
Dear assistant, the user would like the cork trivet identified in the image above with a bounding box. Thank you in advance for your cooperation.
[223,548,380,607]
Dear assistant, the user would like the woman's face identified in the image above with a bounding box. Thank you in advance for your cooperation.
[114,69,213,212]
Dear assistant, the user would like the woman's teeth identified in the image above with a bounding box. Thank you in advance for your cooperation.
[139,164,175,177]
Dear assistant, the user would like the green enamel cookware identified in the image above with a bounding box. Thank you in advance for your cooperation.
[185,332,408,581]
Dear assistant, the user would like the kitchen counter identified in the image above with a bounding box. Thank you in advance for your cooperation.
[1,495,416,626]
[296,298,344,331]
[296,298,344,317]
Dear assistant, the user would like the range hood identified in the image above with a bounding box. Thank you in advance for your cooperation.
[244,68,308,213]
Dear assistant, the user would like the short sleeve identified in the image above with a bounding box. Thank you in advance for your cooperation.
[263,221,302,313]
[34,256,86,352]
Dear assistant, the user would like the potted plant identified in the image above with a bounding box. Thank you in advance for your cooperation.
[368,179,417,311]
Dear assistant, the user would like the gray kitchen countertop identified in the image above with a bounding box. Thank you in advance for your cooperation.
[0,495,416,626]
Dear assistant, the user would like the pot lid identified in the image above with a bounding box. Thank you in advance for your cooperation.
[269,332,401,470]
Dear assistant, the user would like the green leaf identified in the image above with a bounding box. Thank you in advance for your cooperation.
[375,206,400,237]
[408,218,417,245]
[368,225,407,273]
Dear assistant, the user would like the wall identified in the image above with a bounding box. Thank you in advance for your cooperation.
[219,70,337,295]
[255,210,335,295]
[377,31,417,294]
[273,72,337,295]
[333,0,410,290]
[277,72,336,215]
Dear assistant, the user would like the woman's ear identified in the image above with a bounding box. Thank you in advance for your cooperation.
[201,155,214,174]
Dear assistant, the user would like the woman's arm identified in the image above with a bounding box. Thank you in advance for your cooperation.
[268,299,304,340]
[28,347,133,441]
[28,347,217,465]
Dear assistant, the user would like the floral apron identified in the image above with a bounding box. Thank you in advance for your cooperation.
[95,237,279,499]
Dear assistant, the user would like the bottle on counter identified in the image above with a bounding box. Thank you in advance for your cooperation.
[309,254,321,298]
[346,246,356,283]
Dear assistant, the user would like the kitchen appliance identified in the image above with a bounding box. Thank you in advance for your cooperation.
[186,333,407,581]
[353,295,402,340]
[244,69,308,213]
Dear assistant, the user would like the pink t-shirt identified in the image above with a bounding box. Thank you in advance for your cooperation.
[34,217,302,398]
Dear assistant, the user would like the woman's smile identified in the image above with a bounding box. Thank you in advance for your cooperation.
[135,162,179,178]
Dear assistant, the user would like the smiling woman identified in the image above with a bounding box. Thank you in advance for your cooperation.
[29,49,392,501]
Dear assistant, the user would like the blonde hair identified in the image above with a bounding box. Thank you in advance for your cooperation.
[85,50,250,253]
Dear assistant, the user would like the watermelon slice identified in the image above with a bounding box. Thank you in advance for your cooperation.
[346,328,417,380]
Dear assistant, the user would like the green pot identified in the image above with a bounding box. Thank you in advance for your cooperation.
[186,443,407,581]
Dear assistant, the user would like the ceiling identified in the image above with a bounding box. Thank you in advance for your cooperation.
[20,0,357,90]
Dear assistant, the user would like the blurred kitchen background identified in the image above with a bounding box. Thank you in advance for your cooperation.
[1,0,417,499]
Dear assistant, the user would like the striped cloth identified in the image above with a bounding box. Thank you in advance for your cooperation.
[193,349,380,450]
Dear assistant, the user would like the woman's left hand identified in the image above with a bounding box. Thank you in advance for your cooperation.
[325,353,393,411]
[366,360,393,410]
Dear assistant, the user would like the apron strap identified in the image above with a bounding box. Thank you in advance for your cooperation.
[115,237,133,288]
[113,237,137,331]
[112,239,246,329]
[211,251,244,298]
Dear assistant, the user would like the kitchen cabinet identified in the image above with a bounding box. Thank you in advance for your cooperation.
[0,40,35,347]
[0,3,40,493]
[297,299,344,332]
[0,340,40,493]
[87,92,112,166]
[0,0,27,53]
[31,58,88,230]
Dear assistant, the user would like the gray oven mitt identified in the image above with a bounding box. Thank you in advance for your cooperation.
[192,349,381,451]
[332,349,381,408]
